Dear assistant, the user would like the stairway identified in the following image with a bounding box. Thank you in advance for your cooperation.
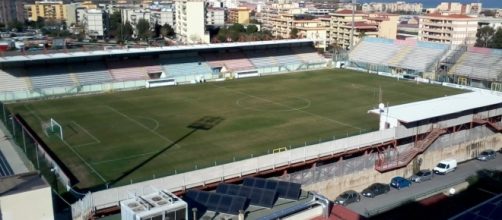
[375,128,446,172]
[473,118,502,131]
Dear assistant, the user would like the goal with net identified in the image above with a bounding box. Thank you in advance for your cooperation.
[42,118,63,140]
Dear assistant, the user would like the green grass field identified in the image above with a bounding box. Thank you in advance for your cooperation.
[8,69,463,188]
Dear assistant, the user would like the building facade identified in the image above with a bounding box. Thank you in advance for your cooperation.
[433,2,482,15]
[228,7,250,24]
[0,0,24,25]
[362,2,422,14]
[26,0,66,21]
[206,7,225,26]
[83,9,105,37]
[418,14,478,45]
[175,0,209,44]
[121,8,175,35]
[329,10,398,49]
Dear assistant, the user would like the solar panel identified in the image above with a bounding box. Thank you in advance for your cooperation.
[216,183,277,208]
[243,177,301,200]
[184,190,248,215]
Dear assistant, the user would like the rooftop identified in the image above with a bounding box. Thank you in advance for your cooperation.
[422,13,475,19]
[369,92,502,123]
[0,171,49,197]
[0,39,313,63]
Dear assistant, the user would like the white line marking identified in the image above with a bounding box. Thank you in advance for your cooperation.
[23,104,107,183]
[212,84,363,130]
[91,151,157,165]
[71,121,101,144]
[134,116,160,131]
[60,139,108,183]
[104,105,177,144]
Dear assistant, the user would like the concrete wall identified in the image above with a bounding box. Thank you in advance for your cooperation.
[0,187,54,220]
[301,128,502,200]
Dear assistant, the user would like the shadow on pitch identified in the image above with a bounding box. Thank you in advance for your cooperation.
[109,116,224,186]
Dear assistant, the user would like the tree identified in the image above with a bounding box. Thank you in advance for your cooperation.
[475,26,495,48]
[491,27,502,49]
[8,21,24,32]
[160,23,175,38]
[229,23,245,33]
[116,21,134,42]
[136,18,151,41]
[109,11,122,38]
[246,24,258,34]
[290,28,299,39]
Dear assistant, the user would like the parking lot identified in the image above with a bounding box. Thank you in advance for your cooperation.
[346,154,502,217]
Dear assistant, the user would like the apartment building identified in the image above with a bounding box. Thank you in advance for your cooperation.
[269,14,328,45]
[122,8,175,31]
[418,14,478,45]
[258,2,308,32]
[433,2,482,15]
[329,10,398,49]
[206,7,225,26]
[0,0,24,25]
[228,7,250,24]
[26,0,71,22]
[82,9,105,37]
[362,2,423,14]
[175,0,209,44]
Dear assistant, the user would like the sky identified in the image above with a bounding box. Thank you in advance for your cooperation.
[356,0,502,8]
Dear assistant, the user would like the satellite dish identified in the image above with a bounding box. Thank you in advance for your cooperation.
[378,103,385,113]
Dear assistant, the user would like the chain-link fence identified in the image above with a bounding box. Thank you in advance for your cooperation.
[0,101,75,190]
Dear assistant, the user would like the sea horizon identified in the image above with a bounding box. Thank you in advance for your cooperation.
[356,0,501,9]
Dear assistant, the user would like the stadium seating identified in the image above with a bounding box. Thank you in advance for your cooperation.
[28,66,75,89]
[349,38,448,72]
[269,48,303,66]
[449,47,502,81]
[202,51,256,71]
[107,59,150,81]
[399,47,446,72]
[245,50,278,68]
[0,69,31,92]
[160,55,212,81]
[72,62,113,85]
[293,47,325,64]
[349,40,401,66]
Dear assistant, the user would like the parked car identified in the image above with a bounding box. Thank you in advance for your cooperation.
[334,190,361,206]
[477,150,496,161]
[390,176,412,189]
[409,169,433,182]
[433,159,457,175]
[361,183,391,198]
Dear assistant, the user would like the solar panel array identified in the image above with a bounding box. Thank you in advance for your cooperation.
[243,177,302,200]
[185,190,248,215]
[216,183,278,208]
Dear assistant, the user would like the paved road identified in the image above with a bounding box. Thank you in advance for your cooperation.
[346,154,502,217]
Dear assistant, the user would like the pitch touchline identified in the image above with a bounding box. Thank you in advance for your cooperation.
[61,139,108,183]
[211,84,363,130]
[23,104,107,183]
[91,151,157,165]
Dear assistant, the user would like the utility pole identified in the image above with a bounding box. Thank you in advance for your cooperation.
[349,0,356,50]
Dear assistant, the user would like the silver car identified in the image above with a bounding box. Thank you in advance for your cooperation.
[409,169,433,182]
[477,150,496,161]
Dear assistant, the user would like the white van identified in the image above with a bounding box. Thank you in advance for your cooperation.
[433,159,457,175]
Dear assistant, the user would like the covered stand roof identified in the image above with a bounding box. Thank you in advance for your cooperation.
[0,39,314,63]
[368,92,502,123]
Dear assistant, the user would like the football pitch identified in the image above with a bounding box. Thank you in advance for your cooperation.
[8,69,463,188]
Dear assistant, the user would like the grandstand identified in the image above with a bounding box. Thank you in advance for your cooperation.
[0,40,326,101]
[447,47,502,90]
[347,38,449,77]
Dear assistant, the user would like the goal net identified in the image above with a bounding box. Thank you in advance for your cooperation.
[43,118,64,140]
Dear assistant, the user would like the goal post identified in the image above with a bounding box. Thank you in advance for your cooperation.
[45,118,63,140]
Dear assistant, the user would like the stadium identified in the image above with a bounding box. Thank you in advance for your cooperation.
[1,38,502,219]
